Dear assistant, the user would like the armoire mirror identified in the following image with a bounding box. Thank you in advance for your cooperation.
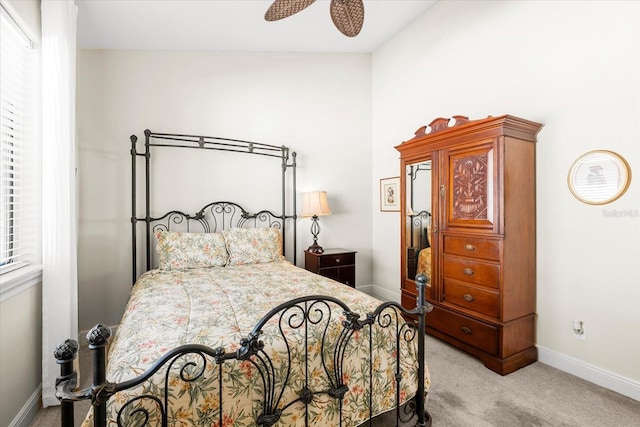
[405,160,432,283]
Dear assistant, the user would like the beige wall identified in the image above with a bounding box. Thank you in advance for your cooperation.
[0,284,42,427]
[371,0,639,388]
[76,51,373,329]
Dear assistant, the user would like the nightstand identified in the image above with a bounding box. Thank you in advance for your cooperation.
[304,248,356,288]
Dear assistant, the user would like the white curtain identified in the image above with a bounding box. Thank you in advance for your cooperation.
[41,0,78,407]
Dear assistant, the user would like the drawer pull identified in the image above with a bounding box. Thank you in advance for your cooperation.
[463,268,475,276]
[464,244,475,251]
[463,294,475,302]
[461,326,472,335]
[335,259,341,263]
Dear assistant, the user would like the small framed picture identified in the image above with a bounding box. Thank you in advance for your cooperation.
[567,150,631,205]
[380,176,400,212]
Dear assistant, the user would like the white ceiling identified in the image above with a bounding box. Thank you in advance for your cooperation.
[76,0,437,53]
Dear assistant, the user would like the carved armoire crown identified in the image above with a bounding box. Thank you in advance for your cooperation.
[396,115,543,375]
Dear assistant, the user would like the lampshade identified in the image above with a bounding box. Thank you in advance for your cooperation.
[300,191,331,218]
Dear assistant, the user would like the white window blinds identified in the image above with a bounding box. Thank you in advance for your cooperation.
[0,5,33,273]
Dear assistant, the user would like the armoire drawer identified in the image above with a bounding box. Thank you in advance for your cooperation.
[443,279,500,319]
[443,255,500,289]
[427,305,498,355]
[443,235,500,261]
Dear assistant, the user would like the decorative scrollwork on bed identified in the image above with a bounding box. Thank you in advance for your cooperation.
[55,277,433,427]
[150,201,284,235]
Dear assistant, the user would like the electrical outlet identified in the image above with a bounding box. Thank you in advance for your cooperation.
[573,320,586,341]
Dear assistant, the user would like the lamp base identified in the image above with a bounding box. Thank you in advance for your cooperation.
[306,243,325,254]
[307,215,325,253]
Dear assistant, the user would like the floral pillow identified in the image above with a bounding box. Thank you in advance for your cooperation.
[155,230,229,270]
[223,227,284,266]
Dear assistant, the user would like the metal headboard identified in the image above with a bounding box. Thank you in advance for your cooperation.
[130,129,297,283]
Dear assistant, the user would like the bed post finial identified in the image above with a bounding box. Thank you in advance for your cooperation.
[415,274,430,311]
[54,339,79,427]
[87,324,113,427]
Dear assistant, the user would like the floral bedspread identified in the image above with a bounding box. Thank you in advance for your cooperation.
[82,261,430,426]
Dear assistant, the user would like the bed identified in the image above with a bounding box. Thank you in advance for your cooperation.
[53,130,432,427]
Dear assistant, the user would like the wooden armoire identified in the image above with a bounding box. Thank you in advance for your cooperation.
[396,115,543,375]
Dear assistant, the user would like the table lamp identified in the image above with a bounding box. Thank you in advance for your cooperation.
[300,191,331,253]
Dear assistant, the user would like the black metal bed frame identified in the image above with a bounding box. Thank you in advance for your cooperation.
[408,210,431,250]
[54,129,433,426]
[130,130,298,283]
[55,275,432,427]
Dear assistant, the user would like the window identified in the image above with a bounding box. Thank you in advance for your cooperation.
[0,4,38,282]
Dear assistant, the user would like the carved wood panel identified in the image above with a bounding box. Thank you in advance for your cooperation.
[452,154,489,220]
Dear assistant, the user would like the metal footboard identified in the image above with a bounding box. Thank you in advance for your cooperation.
[55,275,432,427]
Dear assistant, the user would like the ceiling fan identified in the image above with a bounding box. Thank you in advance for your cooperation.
[265,0,365,37]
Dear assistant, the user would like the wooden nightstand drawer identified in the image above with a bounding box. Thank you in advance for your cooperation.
[443,235,500,261]
[427,305,498,356]
[443,279,500,319]
[319,252,356,268]
[305,249,356,288]
[443,255,500,289]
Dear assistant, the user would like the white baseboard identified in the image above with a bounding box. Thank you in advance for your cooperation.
[355,284,373,295]
[367,284,400,302]
[9,384,41,427]
[537,346,640,401]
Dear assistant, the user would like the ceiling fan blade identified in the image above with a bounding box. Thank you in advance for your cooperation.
[330,0,365,37]
[265,0,317,22]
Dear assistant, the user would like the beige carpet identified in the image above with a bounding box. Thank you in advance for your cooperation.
[31,335,640,426]
[424,337,640,426]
